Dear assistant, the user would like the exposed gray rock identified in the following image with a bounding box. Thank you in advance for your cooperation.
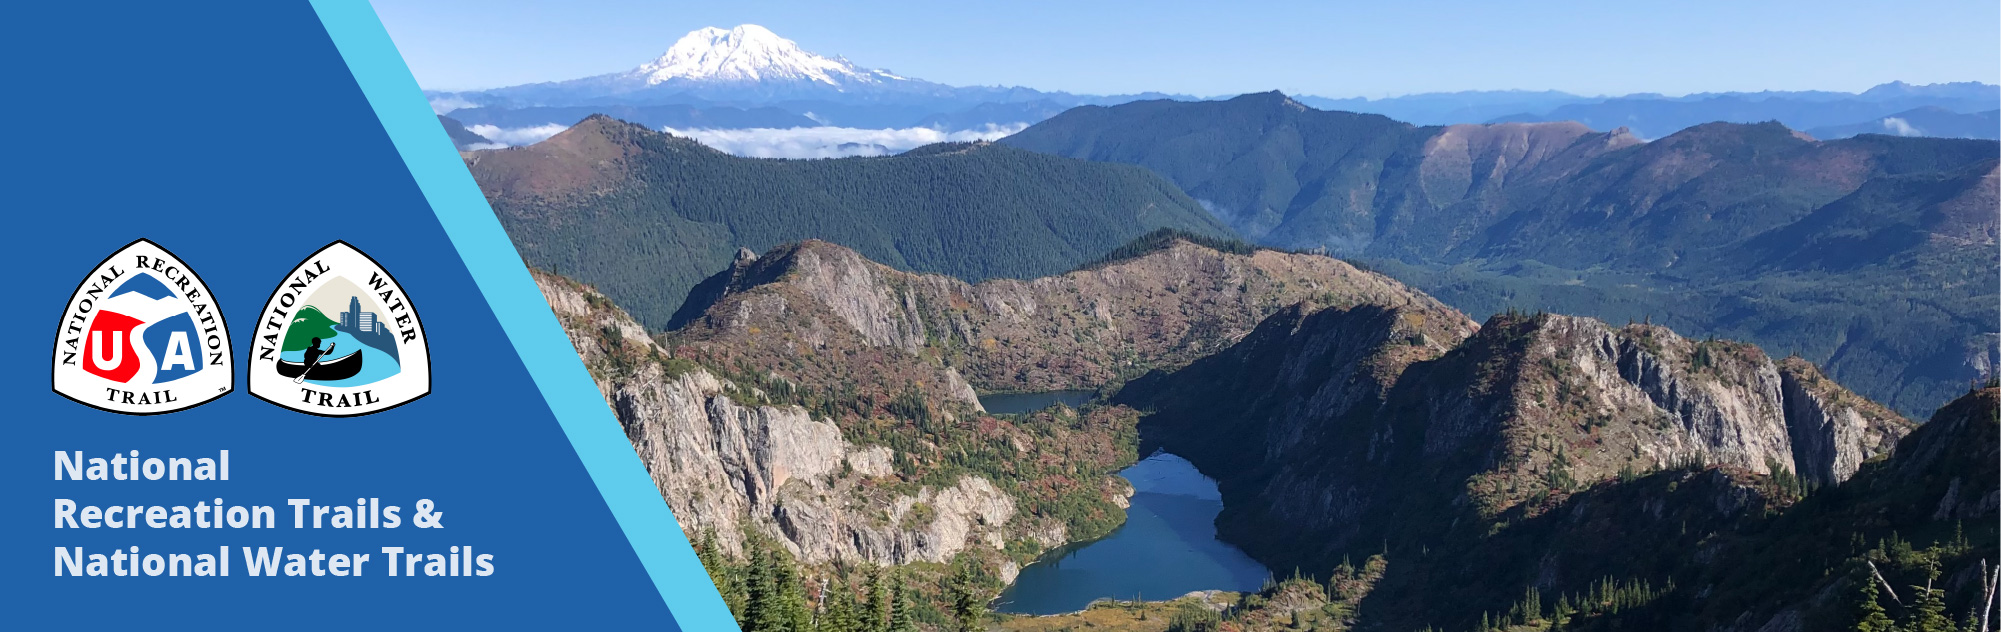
[539,270,1027,567]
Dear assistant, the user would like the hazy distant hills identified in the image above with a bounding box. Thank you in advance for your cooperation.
[1296,90,1601,126]
[1491,82,2000,140]
[428,24,1997,145]
[1806,106,2000,140]
[1312,81,1999,140]
[463,115,1234,329]
[1002,92,2000,418]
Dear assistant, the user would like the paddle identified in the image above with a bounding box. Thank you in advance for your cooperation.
[293,342,336,384]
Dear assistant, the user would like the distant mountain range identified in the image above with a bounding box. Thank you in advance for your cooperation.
[1001,92,2000,419]
[427,25,1998,143]
[1488,81,2000,139]
[426,25,1189,130]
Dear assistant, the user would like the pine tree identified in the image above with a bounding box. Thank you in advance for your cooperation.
[889,574,916,632]
[770,548,811,632]
[697,530,746,622]
[1853,571,1895,632]
[744,542,783,632]
[1905,561,1953,632]
[865,568,892,632]
[948,558,987,632]
[1523,586,1543,624]
[820,580,861,632]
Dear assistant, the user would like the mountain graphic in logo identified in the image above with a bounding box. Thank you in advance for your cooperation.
[51,239,233,414]
[248,241,430,417]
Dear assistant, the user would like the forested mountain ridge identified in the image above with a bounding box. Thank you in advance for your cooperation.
[1113,298,1980,629]
[468,114,1236,330]
[1001,92,1997,267]
[1002,92,2001,419]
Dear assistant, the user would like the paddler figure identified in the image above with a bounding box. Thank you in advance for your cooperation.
[296,337,336,384]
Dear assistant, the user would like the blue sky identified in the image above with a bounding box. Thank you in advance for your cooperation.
[374,0,2000,97]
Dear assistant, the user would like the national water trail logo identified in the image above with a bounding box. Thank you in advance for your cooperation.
[249,241,430,417]
[51,239,233,414]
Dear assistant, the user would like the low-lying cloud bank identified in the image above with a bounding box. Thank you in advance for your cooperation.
[664,124,1030,158]
[455,122,1030,159]
[464,123,570,148]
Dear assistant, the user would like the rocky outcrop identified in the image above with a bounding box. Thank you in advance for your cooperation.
[1776,357,1909,486]
[1123,305,1916,628]
[537,270,1024,566]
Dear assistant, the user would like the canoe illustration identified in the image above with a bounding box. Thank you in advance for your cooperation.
[276,348,364,381]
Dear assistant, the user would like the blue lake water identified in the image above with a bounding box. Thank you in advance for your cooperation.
[977,389,1097,415]
[279,329,400,387]
[994,452,1269,615]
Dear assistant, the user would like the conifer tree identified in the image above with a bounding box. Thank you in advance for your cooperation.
[744,541,783,632]
[1906,561,1953,632]
[697,530,745,621]
[889,574,916,632]
[1853,571,1895,632]
[948,558,987,632]
[865,567,892,632]
[770,548,812,632]
[820,580,860,632]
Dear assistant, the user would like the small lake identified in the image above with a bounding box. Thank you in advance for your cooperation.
[994,452,1269,615]
[978,389,1097,415]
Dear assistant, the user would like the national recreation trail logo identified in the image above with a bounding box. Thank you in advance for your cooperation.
[248,241,430,417]
[51,239,233,415]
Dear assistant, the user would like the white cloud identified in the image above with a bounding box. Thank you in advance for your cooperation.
[464,123,570,147]
[663,124,1031,159]
[1880,117,1923,137]
[429,96,478,115]
[450,122,1033,157]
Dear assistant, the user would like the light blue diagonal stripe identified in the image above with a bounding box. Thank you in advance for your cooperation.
[309,3,736,629]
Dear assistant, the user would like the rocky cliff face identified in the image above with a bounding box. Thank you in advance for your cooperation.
[1121,305,1916,628]
[537,270,1036,577]
[1666,386,1998,632]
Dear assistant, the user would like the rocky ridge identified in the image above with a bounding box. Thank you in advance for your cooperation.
[1120,304,1917,628]
[671,237,1463,396]
[538,270,1037,579]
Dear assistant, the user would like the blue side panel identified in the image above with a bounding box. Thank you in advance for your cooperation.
[0,2,723,629]
[310,2,738,630]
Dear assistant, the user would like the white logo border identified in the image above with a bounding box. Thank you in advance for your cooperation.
[49,238,235,416]
[246,240,431,418]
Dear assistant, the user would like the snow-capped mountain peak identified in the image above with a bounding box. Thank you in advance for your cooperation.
[631,25,884,87]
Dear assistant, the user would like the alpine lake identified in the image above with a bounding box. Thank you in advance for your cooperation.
[976,391,1270,616]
